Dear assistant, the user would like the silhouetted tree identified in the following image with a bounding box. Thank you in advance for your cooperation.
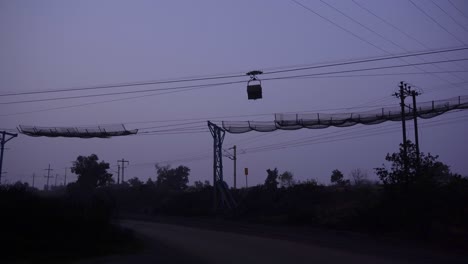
[193,180,210,189]
[264,168,278,189]
[330,169,349,186]
[146,178,156,188]
[375,141,460,187]
[71,154,113,189]
[278,171,295,188]
[128,177,143,188]
[155,164,190,191]
[349,168,370,186]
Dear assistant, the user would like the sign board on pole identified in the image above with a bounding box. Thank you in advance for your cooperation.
[244,168,248,176]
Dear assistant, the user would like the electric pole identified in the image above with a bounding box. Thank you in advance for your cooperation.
[244,167,248,188]
[231,145,237,189]
[0,131,18,184]
[394,82,408,158]
[64,168,68,186]
[226,145,237,189]
[44,164,53,190]
[394,82,423,180]
[394,82,410,182]
[54,173,58,187]
[32,173,36,188]
[118,159,129,183]
[410,88,421,164]
[117,164,121,184]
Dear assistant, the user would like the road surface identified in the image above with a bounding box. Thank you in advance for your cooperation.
[78,219,466,264]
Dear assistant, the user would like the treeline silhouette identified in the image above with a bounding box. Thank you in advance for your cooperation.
[0,182,138,262]
[108,142,468,248]
[2,141,467,261]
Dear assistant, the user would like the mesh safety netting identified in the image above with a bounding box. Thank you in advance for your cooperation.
[222,96,468,134]
[18,124,137,138]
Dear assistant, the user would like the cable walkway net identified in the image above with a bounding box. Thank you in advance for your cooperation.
[18,124,137,138]
[221,96,468,134]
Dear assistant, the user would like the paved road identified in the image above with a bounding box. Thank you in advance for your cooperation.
[78,220,466,264]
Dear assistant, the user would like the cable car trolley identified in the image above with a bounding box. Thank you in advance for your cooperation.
[246,70,263,100]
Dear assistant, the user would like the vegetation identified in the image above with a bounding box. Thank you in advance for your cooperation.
[106,142,467,248]
[3,146,467,262]
[155,164,190,191]
[264,168,279,189]
[330,169,350,186]
[278,171,295,188]
[0,182,139,262]
[71,154,114,189]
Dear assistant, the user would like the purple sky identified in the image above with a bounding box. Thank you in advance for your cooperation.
[1,0,468,189]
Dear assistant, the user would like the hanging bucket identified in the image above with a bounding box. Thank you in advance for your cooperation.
[247,79,262,100]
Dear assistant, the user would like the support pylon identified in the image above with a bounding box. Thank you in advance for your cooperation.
[0,131,18,184]
[208,122,237,212]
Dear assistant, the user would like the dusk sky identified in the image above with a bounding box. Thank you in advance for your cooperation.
[1,0,467,189]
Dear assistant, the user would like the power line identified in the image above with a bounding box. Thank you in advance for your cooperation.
[351,0,468,80]
[262,58,468,82]
[4,57,468,105]
[448,0,468,21]
[0,81,243,105]
[263,46,468,75]
[430,0,468,33]
[3,71,467,118]
[138,130,209,136]
[0,47,467,99]
[0,73,245,98]
[297,70,468,79]
[291,0,466,86]
[290,0,387,54]
[0,86,205,117]
[320,0,403,51]
[409,0,466,45]
[321,0,466,86]
[137,120,208,130]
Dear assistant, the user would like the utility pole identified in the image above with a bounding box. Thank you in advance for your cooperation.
[64,168,68,186]
[410,88,421,165]
[394,82,423,181]
[32,173,36,188]
[118,159,129,183]
[54,173,58,187]
[394,82,408,157]
[227,145,237,189]
[232,145,237,189]
[244,167,248,188]
[394,82,409,182]
[44,164,53,190]
[0,131,18,184]
[117,164,121,184]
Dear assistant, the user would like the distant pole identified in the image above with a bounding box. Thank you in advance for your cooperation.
[44,164,53,190]
[32,173,36,188]
[117,164,120,184]
[118,159,129,183]
[233,145,237,189]
[64,168,67,186]
[244,167,248,188]
[0,131,18,184]
[410,88,421,165]
[397,82,408,154]
[55,173,58,187]
[228,145,237,189]
[394,82,409,181]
